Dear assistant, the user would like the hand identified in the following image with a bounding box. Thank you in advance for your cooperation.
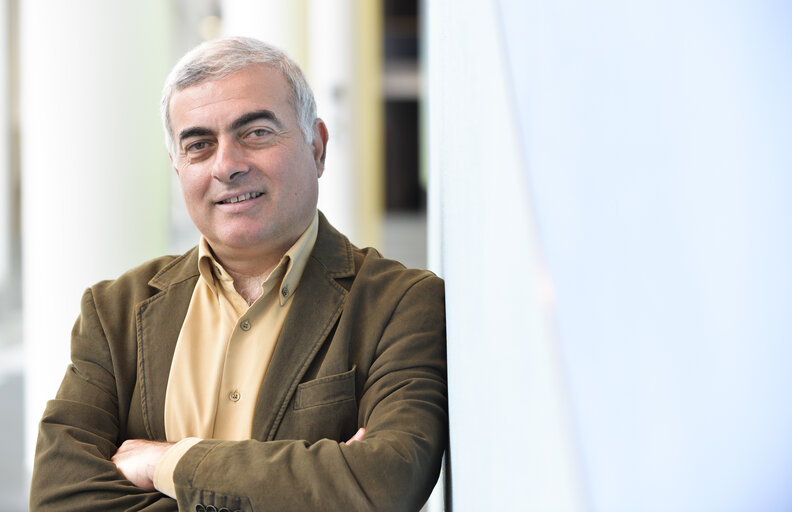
[111,439,174,490]
[345,427,366,445]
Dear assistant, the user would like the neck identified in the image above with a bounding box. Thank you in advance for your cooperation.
[209,244,289,305]
[226,268,269,305]
[215,248,281,277]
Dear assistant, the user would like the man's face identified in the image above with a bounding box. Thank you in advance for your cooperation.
[168,64,327,261]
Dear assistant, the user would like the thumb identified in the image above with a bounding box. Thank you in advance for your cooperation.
[345,427,366,445]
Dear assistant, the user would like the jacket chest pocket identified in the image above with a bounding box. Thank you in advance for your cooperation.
[276,366,358,443]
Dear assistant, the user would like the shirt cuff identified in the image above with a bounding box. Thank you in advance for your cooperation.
[153,437,203,498]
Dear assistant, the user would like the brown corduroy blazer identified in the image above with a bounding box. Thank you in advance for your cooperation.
[30,213,447,512]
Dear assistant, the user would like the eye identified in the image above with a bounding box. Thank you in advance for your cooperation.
[248,128,272,138]
[184,140,213,154]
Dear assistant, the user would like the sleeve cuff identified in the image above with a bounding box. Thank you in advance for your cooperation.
[153,437,203,498]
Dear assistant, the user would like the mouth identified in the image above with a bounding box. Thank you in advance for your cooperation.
[218,191,264,204]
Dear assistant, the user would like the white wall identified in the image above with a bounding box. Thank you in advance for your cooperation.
[426,2,584,510]
[428,0,792,510]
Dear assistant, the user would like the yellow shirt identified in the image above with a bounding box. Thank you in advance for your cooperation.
[153,212,318,497]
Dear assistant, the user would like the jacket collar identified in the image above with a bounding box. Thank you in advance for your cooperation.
[147,248,199,291]
[309,211,356,279]
[147,210,354,292]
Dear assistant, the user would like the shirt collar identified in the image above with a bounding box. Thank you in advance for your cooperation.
[197,211,319,306]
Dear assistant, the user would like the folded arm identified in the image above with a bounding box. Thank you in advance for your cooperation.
[30,288,178,512]
[112,427,366,491]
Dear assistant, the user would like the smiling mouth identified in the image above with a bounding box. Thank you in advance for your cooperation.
[219,192,264,204]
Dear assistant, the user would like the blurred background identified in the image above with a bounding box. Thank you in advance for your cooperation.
[2,1,792,511]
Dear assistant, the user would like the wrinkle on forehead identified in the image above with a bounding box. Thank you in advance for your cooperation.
[169,66,297,132]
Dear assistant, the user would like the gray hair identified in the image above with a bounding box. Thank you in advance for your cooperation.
[160,36,317,154]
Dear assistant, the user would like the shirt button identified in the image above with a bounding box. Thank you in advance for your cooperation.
[281,286,289,297]
[240,320,251,331]
[229,390,241,402]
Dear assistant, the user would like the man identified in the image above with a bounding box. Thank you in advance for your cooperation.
[30,36,447,512]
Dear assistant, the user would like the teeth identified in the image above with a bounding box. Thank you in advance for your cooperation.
[221,192,262,204]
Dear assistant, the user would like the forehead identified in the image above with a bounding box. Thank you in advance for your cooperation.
[169,65,295,129]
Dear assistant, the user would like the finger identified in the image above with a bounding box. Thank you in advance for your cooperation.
[345,427,366,445]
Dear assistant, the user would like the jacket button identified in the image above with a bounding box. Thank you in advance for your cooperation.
[240,320,251,331]
[206,506,218,512]
[218,508,230,512]
[195,505,206,512]
[229,390,241,402]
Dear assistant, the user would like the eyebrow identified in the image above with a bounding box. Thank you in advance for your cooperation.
[230,110,283,131]
[178,127,214,146]
[177,110,284,147]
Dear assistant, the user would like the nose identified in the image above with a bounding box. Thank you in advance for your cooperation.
[212,138,249,182]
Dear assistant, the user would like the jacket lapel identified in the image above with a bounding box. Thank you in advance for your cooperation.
[136,248,199,440]
[253,213,356,440]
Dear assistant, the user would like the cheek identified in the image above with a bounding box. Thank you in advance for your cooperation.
[280,156,320,192]
[178,176,210,216]
[178,168,207,197]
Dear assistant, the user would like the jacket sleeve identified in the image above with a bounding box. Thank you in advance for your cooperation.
[171,274,448,512]
[29,288,177,512]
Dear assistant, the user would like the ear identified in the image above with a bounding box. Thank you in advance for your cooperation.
[311,119,329,178]
[169,153,180,176]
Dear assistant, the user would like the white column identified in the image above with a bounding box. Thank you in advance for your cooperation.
[21,1,172,468]
[0,0,9,287]
[306,0,358,243]
[308,0,382,248]
[220,0,308,64]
